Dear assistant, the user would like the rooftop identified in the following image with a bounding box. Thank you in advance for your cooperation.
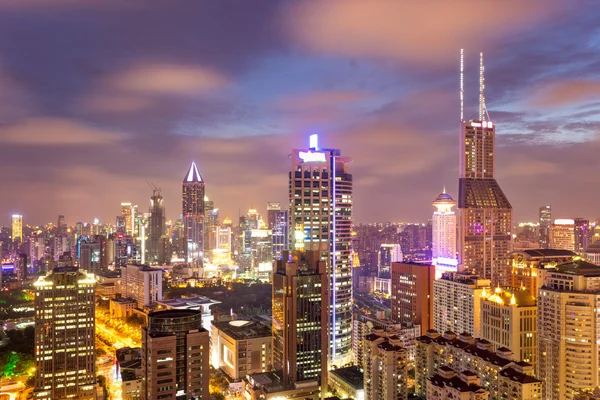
[156,295,220,310]
[329,366,364,390]
[517,249,578,258]
[483,287,536,307]
[554,258,600,277]
[458,178,512,209]
[184,161,203,183]
[499,367,541,384]
[148,309,202,319]
[212,318,272,340]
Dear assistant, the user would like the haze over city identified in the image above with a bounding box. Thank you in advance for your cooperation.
[0,1,599,224]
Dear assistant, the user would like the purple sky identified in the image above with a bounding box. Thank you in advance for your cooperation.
[0,1,599,225]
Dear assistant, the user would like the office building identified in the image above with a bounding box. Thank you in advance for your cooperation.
[148,188,165,265]
[268,203,288,259]
[363,331,408,400]
[509,249,577,296]
[481,287,537,366]
[33,266,96,400]
[272,250,328,386]
[583,241,600,265]
[183,161,205,266]
[433,272,490,338]
[210,318,272,380]
[11,214,22,243]
[121,202,134,236]
[289,134,353,367]
[538,259,600,400]
[121,264,163,308]
[415,330,539,399]
[432,189,457,276]
[458,53,513,286]
[574,217,590,253]
[142,309,209,400]
[549,219,576,251]
[391,261,435,331]
[378,243,403,277]
[79,235,107,273]
[539,205,552,248]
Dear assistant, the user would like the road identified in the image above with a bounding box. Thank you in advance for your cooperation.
[96,321,139,349]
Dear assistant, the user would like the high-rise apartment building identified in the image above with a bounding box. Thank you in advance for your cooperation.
[378,244,403,277]
[363,331,408,400]
[12,214,23,243]
[458,53,513,286]
[272,250,328,387]
[289,134,353,367]
[539,205,552,248]
[391,262,435,331]
[183,162,205,266]
[481,287,537,366]
[549,219,576,251]
[148,189,165,265]
[538,259,600,400]
[574,217,590,253]
[120,264,163,308]
[142,309,209,400]
[33,266,96,400]
[433,272,490,338]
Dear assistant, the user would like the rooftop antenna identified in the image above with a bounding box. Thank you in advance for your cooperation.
[479,52,490,122]
[460,48,464,122]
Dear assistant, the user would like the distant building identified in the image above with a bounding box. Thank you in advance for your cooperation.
[574,217,591,253]
[147,189,165,265]
[549,219,576,251]
[433,272,490,338]
[481,287,537,367]
[378,244,403,277]
[272,250,328,387]
[142,310,209,400]
[120,264,163,308]
[110,297,136,318]
[391,262,435,331]
[11,214,23,243]
[33,267,96,400]
[182,161,205,267]
[328,366,364,400]
[210,318,272,380]
[509,249,577,296]
[539,205,552,249]
[584,241,600,265]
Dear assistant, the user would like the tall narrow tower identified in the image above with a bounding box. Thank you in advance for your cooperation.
[457,52,513,286]
[432,188,457,277]
[148,187,165,265]
[289,134,353,368]
[182,162,205,267]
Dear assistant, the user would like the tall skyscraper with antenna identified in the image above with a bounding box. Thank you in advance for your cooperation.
[457,51,513,286]
[183,162,205,268]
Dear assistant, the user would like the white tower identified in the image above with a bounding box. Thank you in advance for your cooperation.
[432,188,457,277]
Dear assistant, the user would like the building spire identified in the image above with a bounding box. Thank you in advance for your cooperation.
[443,185,446,194]
[184,161,203,183]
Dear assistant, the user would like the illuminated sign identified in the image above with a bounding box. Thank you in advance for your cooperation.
[433,257,459,266]
[298,151,326,162]
[554,219,575,225]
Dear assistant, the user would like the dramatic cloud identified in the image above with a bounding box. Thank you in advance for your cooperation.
[284,0,565,64]
[524,80,600,109]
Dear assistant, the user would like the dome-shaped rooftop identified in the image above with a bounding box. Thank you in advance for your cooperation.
[433,187,455,204]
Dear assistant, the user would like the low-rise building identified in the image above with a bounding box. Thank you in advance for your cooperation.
[498,362,541,400]
[110,298,136,318]
[243,372,320,400]
[328,366,364,400]
[210,318,272,380]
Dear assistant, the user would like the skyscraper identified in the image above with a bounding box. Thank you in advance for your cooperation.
[33,266,96,400]
[121,202,134,236]
[148,188,165,265]
[272,250,328,387]
[11,214,23,243]
[289,134,353,367]
[432,189,457,277]
[142,309,209,400]
[539,205,552,248]
[457,52,513,286]
[182,161,205,266]
[574,217,590,253]
[378,244,403,277]
[391,262,435,331]
[549,219,576,251]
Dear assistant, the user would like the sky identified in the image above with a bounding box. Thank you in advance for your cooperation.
[0,0,599,226]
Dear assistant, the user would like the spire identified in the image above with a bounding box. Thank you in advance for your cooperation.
[443,185,446,194]
[184,161,203,183]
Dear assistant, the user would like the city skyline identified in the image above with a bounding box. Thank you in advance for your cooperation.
[0,2,599,225]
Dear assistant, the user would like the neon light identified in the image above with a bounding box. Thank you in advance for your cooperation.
[471,122,482,127]
[554,219,575,225]
[309,134,319,149]
[434,257,458,266]
[298,151,326,162]
[186,161,202,182]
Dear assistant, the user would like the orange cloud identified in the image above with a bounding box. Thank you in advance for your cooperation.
[0,117,121,145]
[524,80,600,109]
[274,90,372,110]
[110,64,229,95]
[283,0,561,64]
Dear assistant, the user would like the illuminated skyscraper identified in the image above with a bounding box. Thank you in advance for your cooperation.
[272,250,328,387]
[121,202,134,236]
[182,161,205,266]
[33,266,96,400]
[268,203,289,259]
[432,189,457,277]
[457,52,512,286]
[378,244,403,277]
[549,219,576,251]
[539,205,552,248]
[11,214,23,243]
[289,134,353,367]
[148,188,165,265]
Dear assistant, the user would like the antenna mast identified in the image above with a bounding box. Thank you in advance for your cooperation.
[460,49,464,122]
[479,52,484,121]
